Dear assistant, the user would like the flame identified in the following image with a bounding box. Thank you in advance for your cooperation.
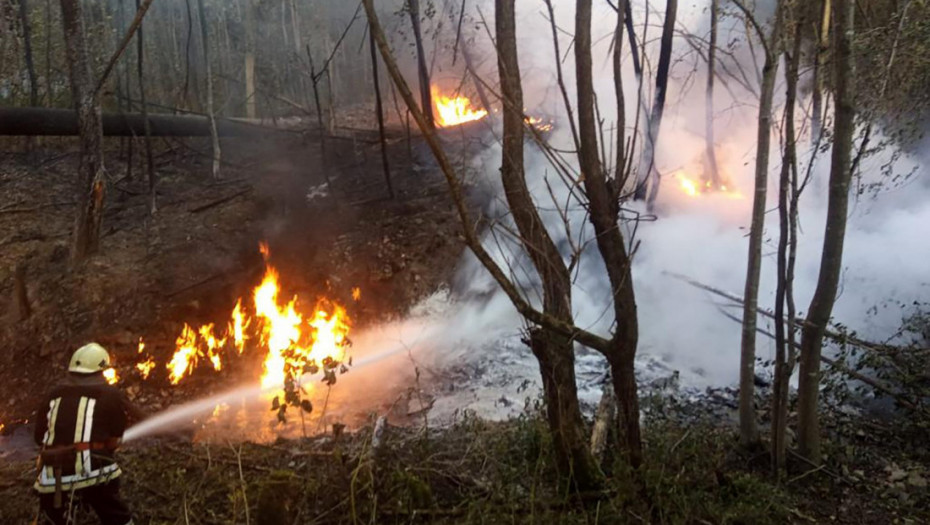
[679,175,700,197]
[230,299,249,353]
[432,86,487,127]
[157,244,352,391]
[352,287,361,302]
[254,267,304,389]
[136,338,156,379]
[525,115,554,132]
[675,171,743,199]
[168,324,200,384]
[103,368,119,385]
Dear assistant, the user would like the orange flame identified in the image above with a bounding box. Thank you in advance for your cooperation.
[168,324,200,384]
[230,299,249,354]
[352,287,361,302]
[433,86,487,127]
[158,245,352,391]
[136,338,156,379]
[525,115,553,132]
[675,171,743,199]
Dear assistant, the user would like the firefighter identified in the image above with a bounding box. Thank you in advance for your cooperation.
[33,343,145,525]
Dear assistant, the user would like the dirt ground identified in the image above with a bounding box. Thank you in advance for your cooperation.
[0,125,467,430]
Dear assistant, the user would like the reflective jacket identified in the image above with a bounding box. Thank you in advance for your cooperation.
[33,375,132,493]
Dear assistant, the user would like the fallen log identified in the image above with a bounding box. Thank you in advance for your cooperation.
[0,107,269,137]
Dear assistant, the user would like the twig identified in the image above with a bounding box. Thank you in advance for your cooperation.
[188,187,252,214]
[232,443,251,525]
[94,0,157,97]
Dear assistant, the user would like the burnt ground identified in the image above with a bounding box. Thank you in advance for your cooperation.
[0,124,466,428]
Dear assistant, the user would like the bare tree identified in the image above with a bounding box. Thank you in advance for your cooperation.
[636,0,676,207]
[736,0,782,448]
[494,0,603,489]
[811,0,831,141]
[772,0,803,474]
[17,0,38,108]
[369,28,394,199]
[60,0,106,261]
[135,0,155,213]
[407,0,434,128]
[797,0,856,465]
[704,0,721,188]
[196,0,221,179]
[575,0,644,469]
[244,0,257,119]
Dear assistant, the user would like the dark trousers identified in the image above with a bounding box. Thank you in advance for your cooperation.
[39,479,133,525]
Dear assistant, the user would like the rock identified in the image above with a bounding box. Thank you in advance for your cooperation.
[126,385,141,400]
[887,465,908,482]
[907,472,927,488]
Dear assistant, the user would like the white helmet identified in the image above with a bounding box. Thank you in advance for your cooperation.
[69,343,111,374]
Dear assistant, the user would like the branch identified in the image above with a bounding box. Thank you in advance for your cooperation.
[94,0,157,98]
[669,272,918,360]
[730,0,771,59]
[314,1,363,83]
[715,307,921,412]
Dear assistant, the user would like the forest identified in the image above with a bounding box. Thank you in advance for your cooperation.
[0,0,929,523]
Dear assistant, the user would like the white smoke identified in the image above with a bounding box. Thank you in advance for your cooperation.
[406,1,930,418]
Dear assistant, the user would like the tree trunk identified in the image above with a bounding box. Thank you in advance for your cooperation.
[798,0,855,466]
[18,0,39,108]
[530,331,604,490]
[739,4,782,449]
[135,0,155,213]
[638,0,676,207]
[704,0,721,188]
[576,0,643,468]
[307,47,328,170]
[196,0,221,179]
[613,0,627,187]
[59,0,106,262]
[407,0,433,128]
[244,0,257,119]
[772,9,802,473]
[811,0,831,141]
[44,0,52,105]
[369,28,394,199]
[496,0,603,490]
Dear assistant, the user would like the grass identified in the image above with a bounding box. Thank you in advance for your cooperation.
[1,403,926,524]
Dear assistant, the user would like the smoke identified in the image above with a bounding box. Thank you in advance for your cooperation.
[411,0,930,411]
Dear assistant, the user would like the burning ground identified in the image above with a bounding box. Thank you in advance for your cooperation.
[0,122,466,437]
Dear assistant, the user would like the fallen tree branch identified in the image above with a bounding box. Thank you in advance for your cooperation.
[713,296,922,412]
[187,187,252,214]
[667,272,908,358]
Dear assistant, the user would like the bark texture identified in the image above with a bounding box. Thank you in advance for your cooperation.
[798,0,855,465]
[576,0,643,468]
[407,0,434,128]
[636,0,676,205]
[496,0,602,490]
[196,0,221,178]
[59,0,106,261]
[772,8,802,473]
[738,4,782,448]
